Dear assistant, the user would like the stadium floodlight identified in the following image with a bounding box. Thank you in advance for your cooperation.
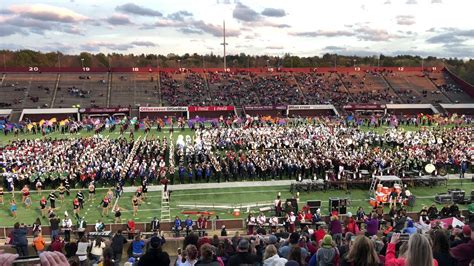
[80,58,84,68]
[220,20,228,72]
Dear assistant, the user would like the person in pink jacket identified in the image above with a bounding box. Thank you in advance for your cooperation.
[385,233,438,266]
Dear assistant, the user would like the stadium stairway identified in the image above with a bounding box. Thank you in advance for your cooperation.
[335,73,355,102]
[50,73,61,108]
[290,72,307,103]
[426,74,454,103]
[378,73,406,103]
[0,73,5,87]
[106,72,112,107]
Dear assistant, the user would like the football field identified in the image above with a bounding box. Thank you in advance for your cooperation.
[0,179,472,227]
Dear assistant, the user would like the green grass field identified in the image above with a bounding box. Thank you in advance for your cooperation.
[1,180,472,227]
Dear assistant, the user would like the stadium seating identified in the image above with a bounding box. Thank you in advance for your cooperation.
[55,73,108,108]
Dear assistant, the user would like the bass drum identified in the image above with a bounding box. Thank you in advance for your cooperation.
[438,167,447,176]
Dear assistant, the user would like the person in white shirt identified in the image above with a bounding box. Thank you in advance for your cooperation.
[62,215,72,242]
[90,237,106,264]
[95,219,105,232]
[270,216,279,233]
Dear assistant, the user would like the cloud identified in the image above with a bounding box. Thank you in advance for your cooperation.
[7,4,88,23]
[431,0,442,3]
[105,14,133,25]
[426,29,474,44]
[1,16,83,35]
[265,45,284,50]
[194,20,240,37]
[233,2,260,22]
[357,28,398,41]
[324,46,347,51]
[167,11,193,21]
[396,15,416,25]
[80,41,135,52]
[289,30,355,37]
[115,3,162,17]
[406,0,417,4]
[131,41,156,47]
[0,25,28,36]
[384,0,391,4]
[261,8,286,17]
[178,27,203,34]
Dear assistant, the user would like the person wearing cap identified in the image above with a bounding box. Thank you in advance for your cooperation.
[138,236,170,266]
[451,224,472,248]
[450,226,474,266]
[314,235,339,266]
[278,232,308,260]
[227,239,259,266]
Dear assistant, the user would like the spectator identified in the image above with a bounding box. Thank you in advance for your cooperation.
[76,236,91,266]
[315,235,339,266]
[431,230,457,266]
[110,230,127,266]
[101,247,115,266]
[50,235,65,252]
[365,213,379,237]
[221,225,227,237]
[50,214,61,241]
[177,244,198,266]
[279,232,309,259]
[132,235,145,258]
[344,235,380,266]
[288,246,305,266]
[12,222,28,256]
[263,244,287,266]
[329,215,343,245]
[90,237,106,264]
[451,225,471,247]
[228,239,259,266]
[385,233,438,266]
[33,231,46,254]
[403,220,417,235]
[138,236,170,266]
[450,227,474,266]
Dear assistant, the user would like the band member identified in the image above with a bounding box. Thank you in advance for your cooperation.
[35,179,43,194]
[270,216,279,233]
[115,183,123,198]
[40,196,47,217]
[10,198,17,218]
[0,187,4,205]
[247,214,256,235]
[141,178,148,200]
[132,195,139,216]
[88,182,95,201]
[288,212,296,233]
[62,215,72,242]
[76,190,85,209]
[25,194,32,209]
[114,205,122,223]
[274,195,282,217]
[58,183,66,203]
[160,177,169,192]
[135,187,143,202]
[101,195,110,217]
[197,215,207,236]
[64,178,70,196]
[173,216,182,237]
[48,191,57,209]
[20,185,30,204]
[73,198,80,218]
[257,212,266,228]
[150,217,160,232]
[184,216,193,236]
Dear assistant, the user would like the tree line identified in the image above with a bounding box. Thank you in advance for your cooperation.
[1,50,473,85]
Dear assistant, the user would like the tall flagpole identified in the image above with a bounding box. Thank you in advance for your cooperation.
[221,20,228,72]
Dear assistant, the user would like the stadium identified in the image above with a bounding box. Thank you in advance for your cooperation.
[1,1,474,266]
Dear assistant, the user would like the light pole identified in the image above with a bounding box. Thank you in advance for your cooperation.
[353,59,356,67]
[80,58,84,69]
[177,59,181,69]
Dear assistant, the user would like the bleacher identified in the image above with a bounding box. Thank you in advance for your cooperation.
[339,71,401,104]
[55,73,108,108]
[295,72,352,105]
[427,71,474,103]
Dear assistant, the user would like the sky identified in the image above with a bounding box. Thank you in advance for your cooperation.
[0,0,473,58]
